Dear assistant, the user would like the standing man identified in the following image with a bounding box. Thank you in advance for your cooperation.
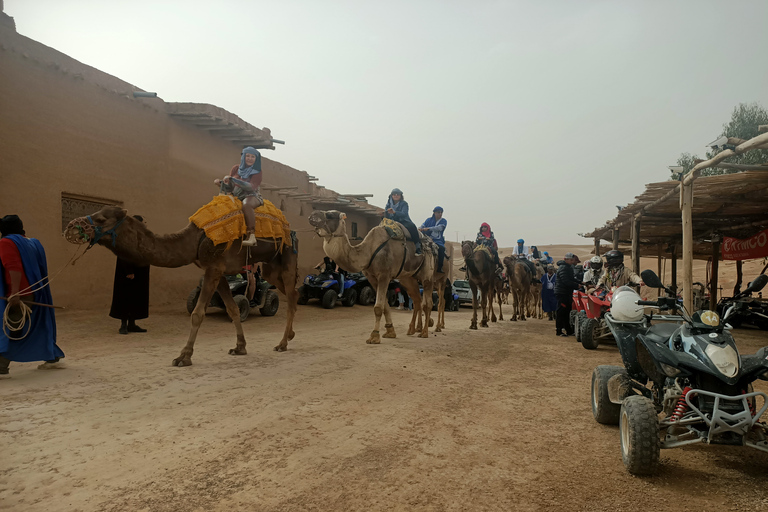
[554,252,580,337]
[0,215,65,378]
[110,214,150,335]
[419,206,447,273]
[541,264,557,321]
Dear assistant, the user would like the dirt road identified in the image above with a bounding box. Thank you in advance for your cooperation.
[3,301,768,511]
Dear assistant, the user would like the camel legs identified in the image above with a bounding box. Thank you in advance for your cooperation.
[496,290,504,321]
[469,280,479,330]
[368,275,394,344]
[263,256,299,352]
[217,278,248,356]
[400,277,427,337]
[480,284,490,327]
[173,268,221,366]
[434,278,446,332]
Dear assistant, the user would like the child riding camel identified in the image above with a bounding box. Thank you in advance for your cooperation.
[476,223,502,269]
[214,146,264,246]
[383,188,421,255]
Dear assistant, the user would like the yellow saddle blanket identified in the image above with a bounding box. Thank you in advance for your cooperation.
[189,195,291,248]
[379,218,405,240]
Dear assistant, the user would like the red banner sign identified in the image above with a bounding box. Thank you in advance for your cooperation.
[722,228,768,261]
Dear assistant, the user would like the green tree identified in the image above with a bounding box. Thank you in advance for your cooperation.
[673,102,768,179]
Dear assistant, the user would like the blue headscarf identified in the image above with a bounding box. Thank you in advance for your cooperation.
[238,147,262,180]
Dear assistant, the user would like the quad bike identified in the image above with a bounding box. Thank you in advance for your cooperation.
[591,270,768,476]
[298,271,358,309]
[347,272,376,306]
[577,289,614,350]
[571,290,589,342]
[186,272,279,322]
[716,278,768,331]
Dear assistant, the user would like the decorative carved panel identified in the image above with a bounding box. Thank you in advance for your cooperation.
[61,193,122,232]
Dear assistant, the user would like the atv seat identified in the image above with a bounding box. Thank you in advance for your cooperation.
[645,323,680,345]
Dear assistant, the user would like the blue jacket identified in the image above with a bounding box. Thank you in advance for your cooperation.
[384,197,412,223]
[420,216,447,246]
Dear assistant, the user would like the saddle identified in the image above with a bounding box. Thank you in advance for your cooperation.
[379,218,433,250]
[190,196,292,249]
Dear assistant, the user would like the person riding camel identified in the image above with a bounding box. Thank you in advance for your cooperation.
[419,206,447,272]
[383,188,421,255]
[511,238,537,277]
[595,250,643,291]
[583,255,603,287]
[476,223,502,270]
[214,146,264,247]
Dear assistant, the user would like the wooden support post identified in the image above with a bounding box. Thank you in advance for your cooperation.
[710,240,720,311]
[734,260,743,296]
[681,183,694,313]
[594,237,600,256]
[657,244,663,280]
[631,216,641,274]
[612,229,619,250]
[670,245,678,295]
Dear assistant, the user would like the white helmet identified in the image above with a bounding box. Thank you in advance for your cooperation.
[611,286,644,322]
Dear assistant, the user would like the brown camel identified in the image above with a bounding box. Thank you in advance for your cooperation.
[492,273,505,321]
[503,256,532,321]
[64,205,299,366]
[461,241,497,329]
[419,246,451,333]
[308,210,436,343]
[527,260,545,319]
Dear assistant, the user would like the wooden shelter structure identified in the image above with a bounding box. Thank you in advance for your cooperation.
[584,129,768,313]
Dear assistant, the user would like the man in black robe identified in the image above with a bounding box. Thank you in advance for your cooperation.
[109,215,150,335]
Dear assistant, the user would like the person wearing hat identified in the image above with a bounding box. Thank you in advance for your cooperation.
[595,250,642,290]
[419,206,447,272]
[583,255,604,288]
[541,264,558,321]
[383,188,421,255]
[542,251,554,264]
[0,215,65,378]
[511,239,531,260]
[214,146,264,246]
[553,252,580,337]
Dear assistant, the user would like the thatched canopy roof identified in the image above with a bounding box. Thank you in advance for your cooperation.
[583,171,768,259]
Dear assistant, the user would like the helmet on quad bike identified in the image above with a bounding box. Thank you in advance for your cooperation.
[604,250,624,268]
[611,286,644,322]
[590,255,603,270]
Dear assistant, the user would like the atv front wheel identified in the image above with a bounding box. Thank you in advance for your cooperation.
[342,288,358,307]
[322,289,337,309]
[297,285,309,306]
[575,311,587,342]
[186,287,201,315]
[233,294,251,322]
[259,290,279,316]
[591,365,626,425]
[358,286,375,306]
[620,395,660,475]
[580,318,600,350]
[569,309,577,330]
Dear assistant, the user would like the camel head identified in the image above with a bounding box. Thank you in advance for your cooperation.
[64,205,128,246]
[460,240,476,259]
[308,210,346,239]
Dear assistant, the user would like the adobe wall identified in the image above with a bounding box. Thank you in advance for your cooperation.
[0,24,381,309]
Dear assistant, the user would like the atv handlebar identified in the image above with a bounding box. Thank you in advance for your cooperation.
[636,300,658,306]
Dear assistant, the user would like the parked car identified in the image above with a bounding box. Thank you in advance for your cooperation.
[453,279,479,307]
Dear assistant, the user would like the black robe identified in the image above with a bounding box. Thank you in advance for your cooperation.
[109,258,150,320]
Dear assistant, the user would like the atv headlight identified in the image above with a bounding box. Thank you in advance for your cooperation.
[321,281,333,288]
[705,344,739,378]
[304,276,312,285]
[660,363,681,377]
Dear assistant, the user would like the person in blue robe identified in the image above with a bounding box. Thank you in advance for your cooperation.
[540,264,558,321]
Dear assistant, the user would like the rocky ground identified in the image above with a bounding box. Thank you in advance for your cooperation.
[2,300,768,511]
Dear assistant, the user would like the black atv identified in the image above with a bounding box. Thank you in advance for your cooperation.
[186,273,279,322]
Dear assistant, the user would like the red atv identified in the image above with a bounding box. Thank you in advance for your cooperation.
[577,290,613,350]
[570,290,589,335]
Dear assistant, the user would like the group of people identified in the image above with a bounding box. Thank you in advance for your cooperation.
[541,249,642,337]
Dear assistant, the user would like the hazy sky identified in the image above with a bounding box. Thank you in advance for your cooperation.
[6,1,768,246]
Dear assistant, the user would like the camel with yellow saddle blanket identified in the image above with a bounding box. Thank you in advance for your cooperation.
[63,195,299,367]
[309,210,440,343]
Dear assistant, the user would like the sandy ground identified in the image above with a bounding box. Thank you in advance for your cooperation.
[3,298,768,511]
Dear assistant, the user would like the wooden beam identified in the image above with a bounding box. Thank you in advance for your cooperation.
[261,185,299,191]
[712,162,768,171]
[734,260,743,295]
[681,183,694,313]
[631,216,641,274]
[670,245,678,294]
[710,240,720,311]
[612,229,619,250]
[657,244,663,281]
[594,237,600,256]
[684,131,768,185]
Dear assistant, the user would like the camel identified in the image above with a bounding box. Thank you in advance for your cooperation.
[308,210,436,343]
[461,241,497,329]
[503,256,533,321]
[423,245,451,333]
[64,205,299,366]
[501,281,511,305]
[527,260,545,319]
